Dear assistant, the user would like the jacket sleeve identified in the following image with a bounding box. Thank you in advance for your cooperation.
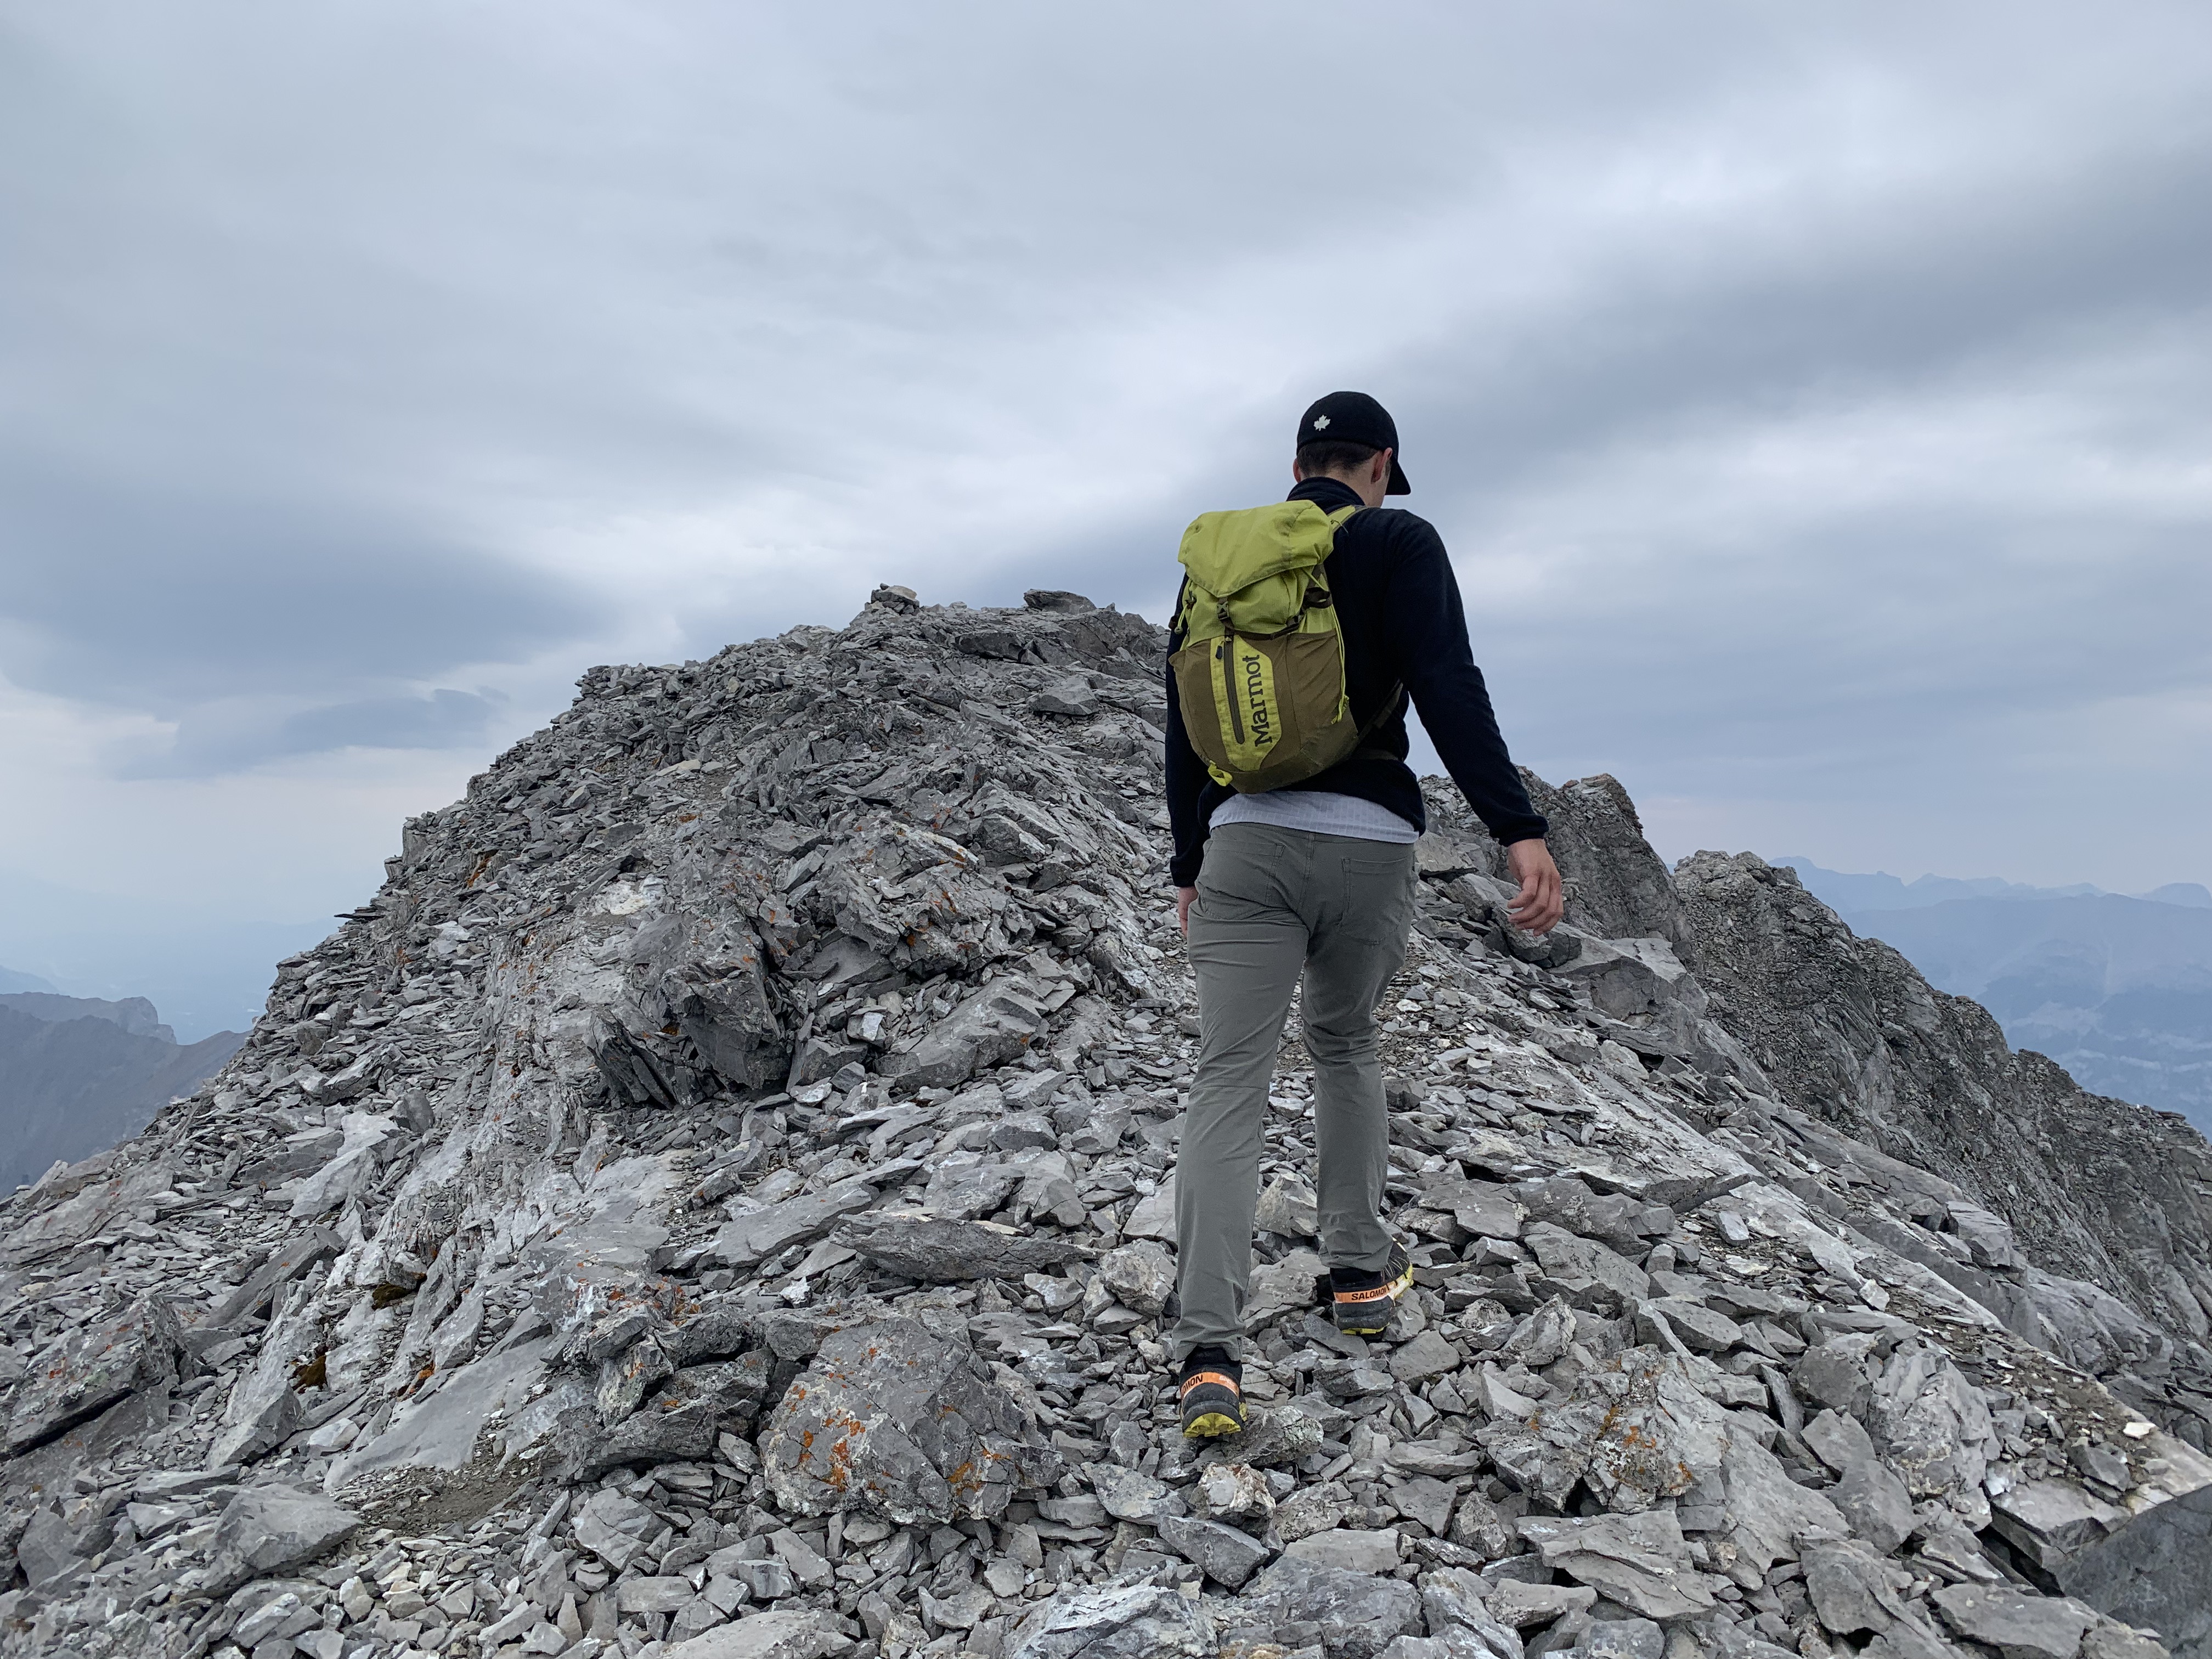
[1382,521,1549,845]
[1163,583,1212,887]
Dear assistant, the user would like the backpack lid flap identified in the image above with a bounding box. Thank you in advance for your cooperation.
[1177,501,1357,596]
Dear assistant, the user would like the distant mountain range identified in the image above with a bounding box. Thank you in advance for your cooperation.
[1778,857,2211,913]
[1781,859,2212,1135]
[0,984,244,1192]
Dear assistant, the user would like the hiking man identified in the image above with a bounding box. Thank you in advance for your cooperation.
[1161,390,1562,1437]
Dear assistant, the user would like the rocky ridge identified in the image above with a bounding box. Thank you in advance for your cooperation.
[2,586,2206,1659]
[1672,865,2212,1362]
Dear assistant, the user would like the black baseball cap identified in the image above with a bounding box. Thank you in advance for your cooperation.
[1295,390,1410,495]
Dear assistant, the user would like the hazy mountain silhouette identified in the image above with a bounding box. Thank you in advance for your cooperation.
[0,987,243,1192]
[1776,856,2107,910]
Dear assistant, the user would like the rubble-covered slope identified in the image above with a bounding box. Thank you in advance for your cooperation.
[2,587,2207,1659]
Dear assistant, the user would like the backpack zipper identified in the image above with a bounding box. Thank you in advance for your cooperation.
[1216,602,1246,746]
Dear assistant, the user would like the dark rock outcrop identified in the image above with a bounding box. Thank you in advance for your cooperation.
[2059,1482,2212,1659]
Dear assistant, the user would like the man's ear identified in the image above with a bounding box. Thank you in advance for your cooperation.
[1371,448,1393,487]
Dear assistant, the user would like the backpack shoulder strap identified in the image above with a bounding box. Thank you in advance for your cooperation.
[1323,504,1396,756]
[1316,503,1367,574]
[1349,684,1408,763]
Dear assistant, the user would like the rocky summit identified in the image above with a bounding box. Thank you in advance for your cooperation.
[2,585,2207,1659]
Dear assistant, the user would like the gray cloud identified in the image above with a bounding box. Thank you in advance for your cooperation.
[1396,147,2212,504]
[111,688,507,778]
[0,469,594,707]
[276,689,504,755]
[0,0,2204,905]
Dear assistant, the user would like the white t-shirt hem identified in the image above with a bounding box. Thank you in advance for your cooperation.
[1208,789,1420,845]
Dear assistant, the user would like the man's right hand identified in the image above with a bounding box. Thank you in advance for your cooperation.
[1177,885,1197,935]
[1506,839,1564,935]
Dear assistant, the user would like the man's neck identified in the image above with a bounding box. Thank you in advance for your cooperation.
[1291,474,1371,507]
[1311,470,1386,510]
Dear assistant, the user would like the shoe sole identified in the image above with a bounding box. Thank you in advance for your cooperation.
[1182,1410,1244,1438]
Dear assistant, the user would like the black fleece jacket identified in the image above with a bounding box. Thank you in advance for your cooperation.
[1164,476,1547,888]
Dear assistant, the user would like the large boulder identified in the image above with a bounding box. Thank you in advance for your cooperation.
[1802,1408,1914,1555]
[1158,1513,1274,1587]
[759,1316,1060,1524]
[14,1507,88,1589]
[5,1298,183,1454]
[1235,1556,1425,1659]
[1521,1223,1650,1312]
[1516,1511,1720,1620]
[1556,934,1703,1025]
[529,1218,675,1335]
[568,1355,775,1478]
[1865,1339,2001,1526]
[571,1488,662,1572]
[1476,1347,1726,1514]
[206,1485,360,1593]
[1929,1585,2099,1659]
[709,1178,879,1268]
[667,947,786,1093]
[663,1608,843,1659]
[833,1214,1091,1283]
[876,980,1048,1090]
[328,1337,576,1505]
[1007,1584,1217,1658]
[1991,1480,2133,1572]
[285,1110,401,1218]
[1715,1424,1848,1589]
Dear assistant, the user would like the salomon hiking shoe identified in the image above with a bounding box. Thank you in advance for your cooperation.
[1329,1242,1414,1338]
[1176,1346,1245,1438]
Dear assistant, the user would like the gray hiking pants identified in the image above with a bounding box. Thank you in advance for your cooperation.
[1169,821,1418,1362]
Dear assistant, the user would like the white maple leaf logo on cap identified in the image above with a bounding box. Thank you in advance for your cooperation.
[1312,415,1330,430]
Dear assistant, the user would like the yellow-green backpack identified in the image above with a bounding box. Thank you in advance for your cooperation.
[1170,499,1397,793]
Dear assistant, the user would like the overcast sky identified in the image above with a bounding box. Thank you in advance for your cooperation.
[2,2,2207,1035]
